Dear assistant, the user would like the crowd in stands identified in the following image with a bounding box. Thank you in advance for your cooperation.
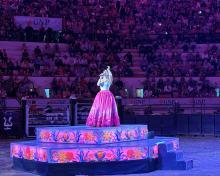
[0,40,219,98]
[0,0,220,98]
[0,74,127,99]
[0,40,133,98]
[0,72,217,99]
[0,41,133,78]
[0,75,37,99]
[140,43,220,77]
[50,77,127,98]
[0,0,220,43]
[142,77,216,98]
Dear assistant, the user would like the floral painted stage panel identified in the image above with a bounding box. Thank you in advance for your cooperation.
[10,137,179,163]
[36,125,149,144]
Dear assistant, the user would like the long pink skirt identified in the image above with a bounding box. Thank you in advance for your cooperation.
[86,90,120,127]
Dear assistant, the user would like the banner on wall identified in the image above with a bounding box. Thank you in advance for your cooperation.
[14,16,62,31]
[122,98,220,106]
[0,109,23,137]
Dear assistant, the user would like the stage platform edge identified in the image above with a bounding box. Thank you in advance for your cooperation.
[10,125,193,175]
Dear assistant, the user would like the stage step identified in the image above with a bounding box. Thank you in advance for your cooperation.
[158,142,193,170]
[174,150,184,161]
[155,136,179,151]
[176,159,193,170]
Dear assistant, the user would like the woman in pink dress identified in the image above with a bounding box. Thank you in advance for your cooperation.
[86,66,120,127]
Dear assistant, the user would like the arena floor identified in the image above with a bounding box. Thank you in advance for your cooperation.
[1,136,220,176]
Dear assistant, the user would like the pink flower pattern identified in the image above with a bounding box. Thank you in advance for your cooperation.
[51,148,148,163]
[11,144,48,162]
[37,126,148,144]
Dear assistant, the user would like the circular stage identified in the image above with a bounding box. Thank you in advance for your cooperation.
[10,125,193,175]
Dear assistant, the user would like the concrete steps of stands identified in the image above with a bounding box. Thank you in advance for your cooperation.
[122,48,145,77]
[123,49,138,53]
[0,41,68,52]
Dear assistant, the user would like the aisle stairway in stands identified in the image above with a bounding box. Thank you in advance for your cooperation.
[120,48,146,77]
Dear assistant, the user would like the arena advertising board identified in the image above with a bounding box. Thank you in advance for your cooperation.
[76,100,92,125]
[14,16,62,31]
[26,99,70,136]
